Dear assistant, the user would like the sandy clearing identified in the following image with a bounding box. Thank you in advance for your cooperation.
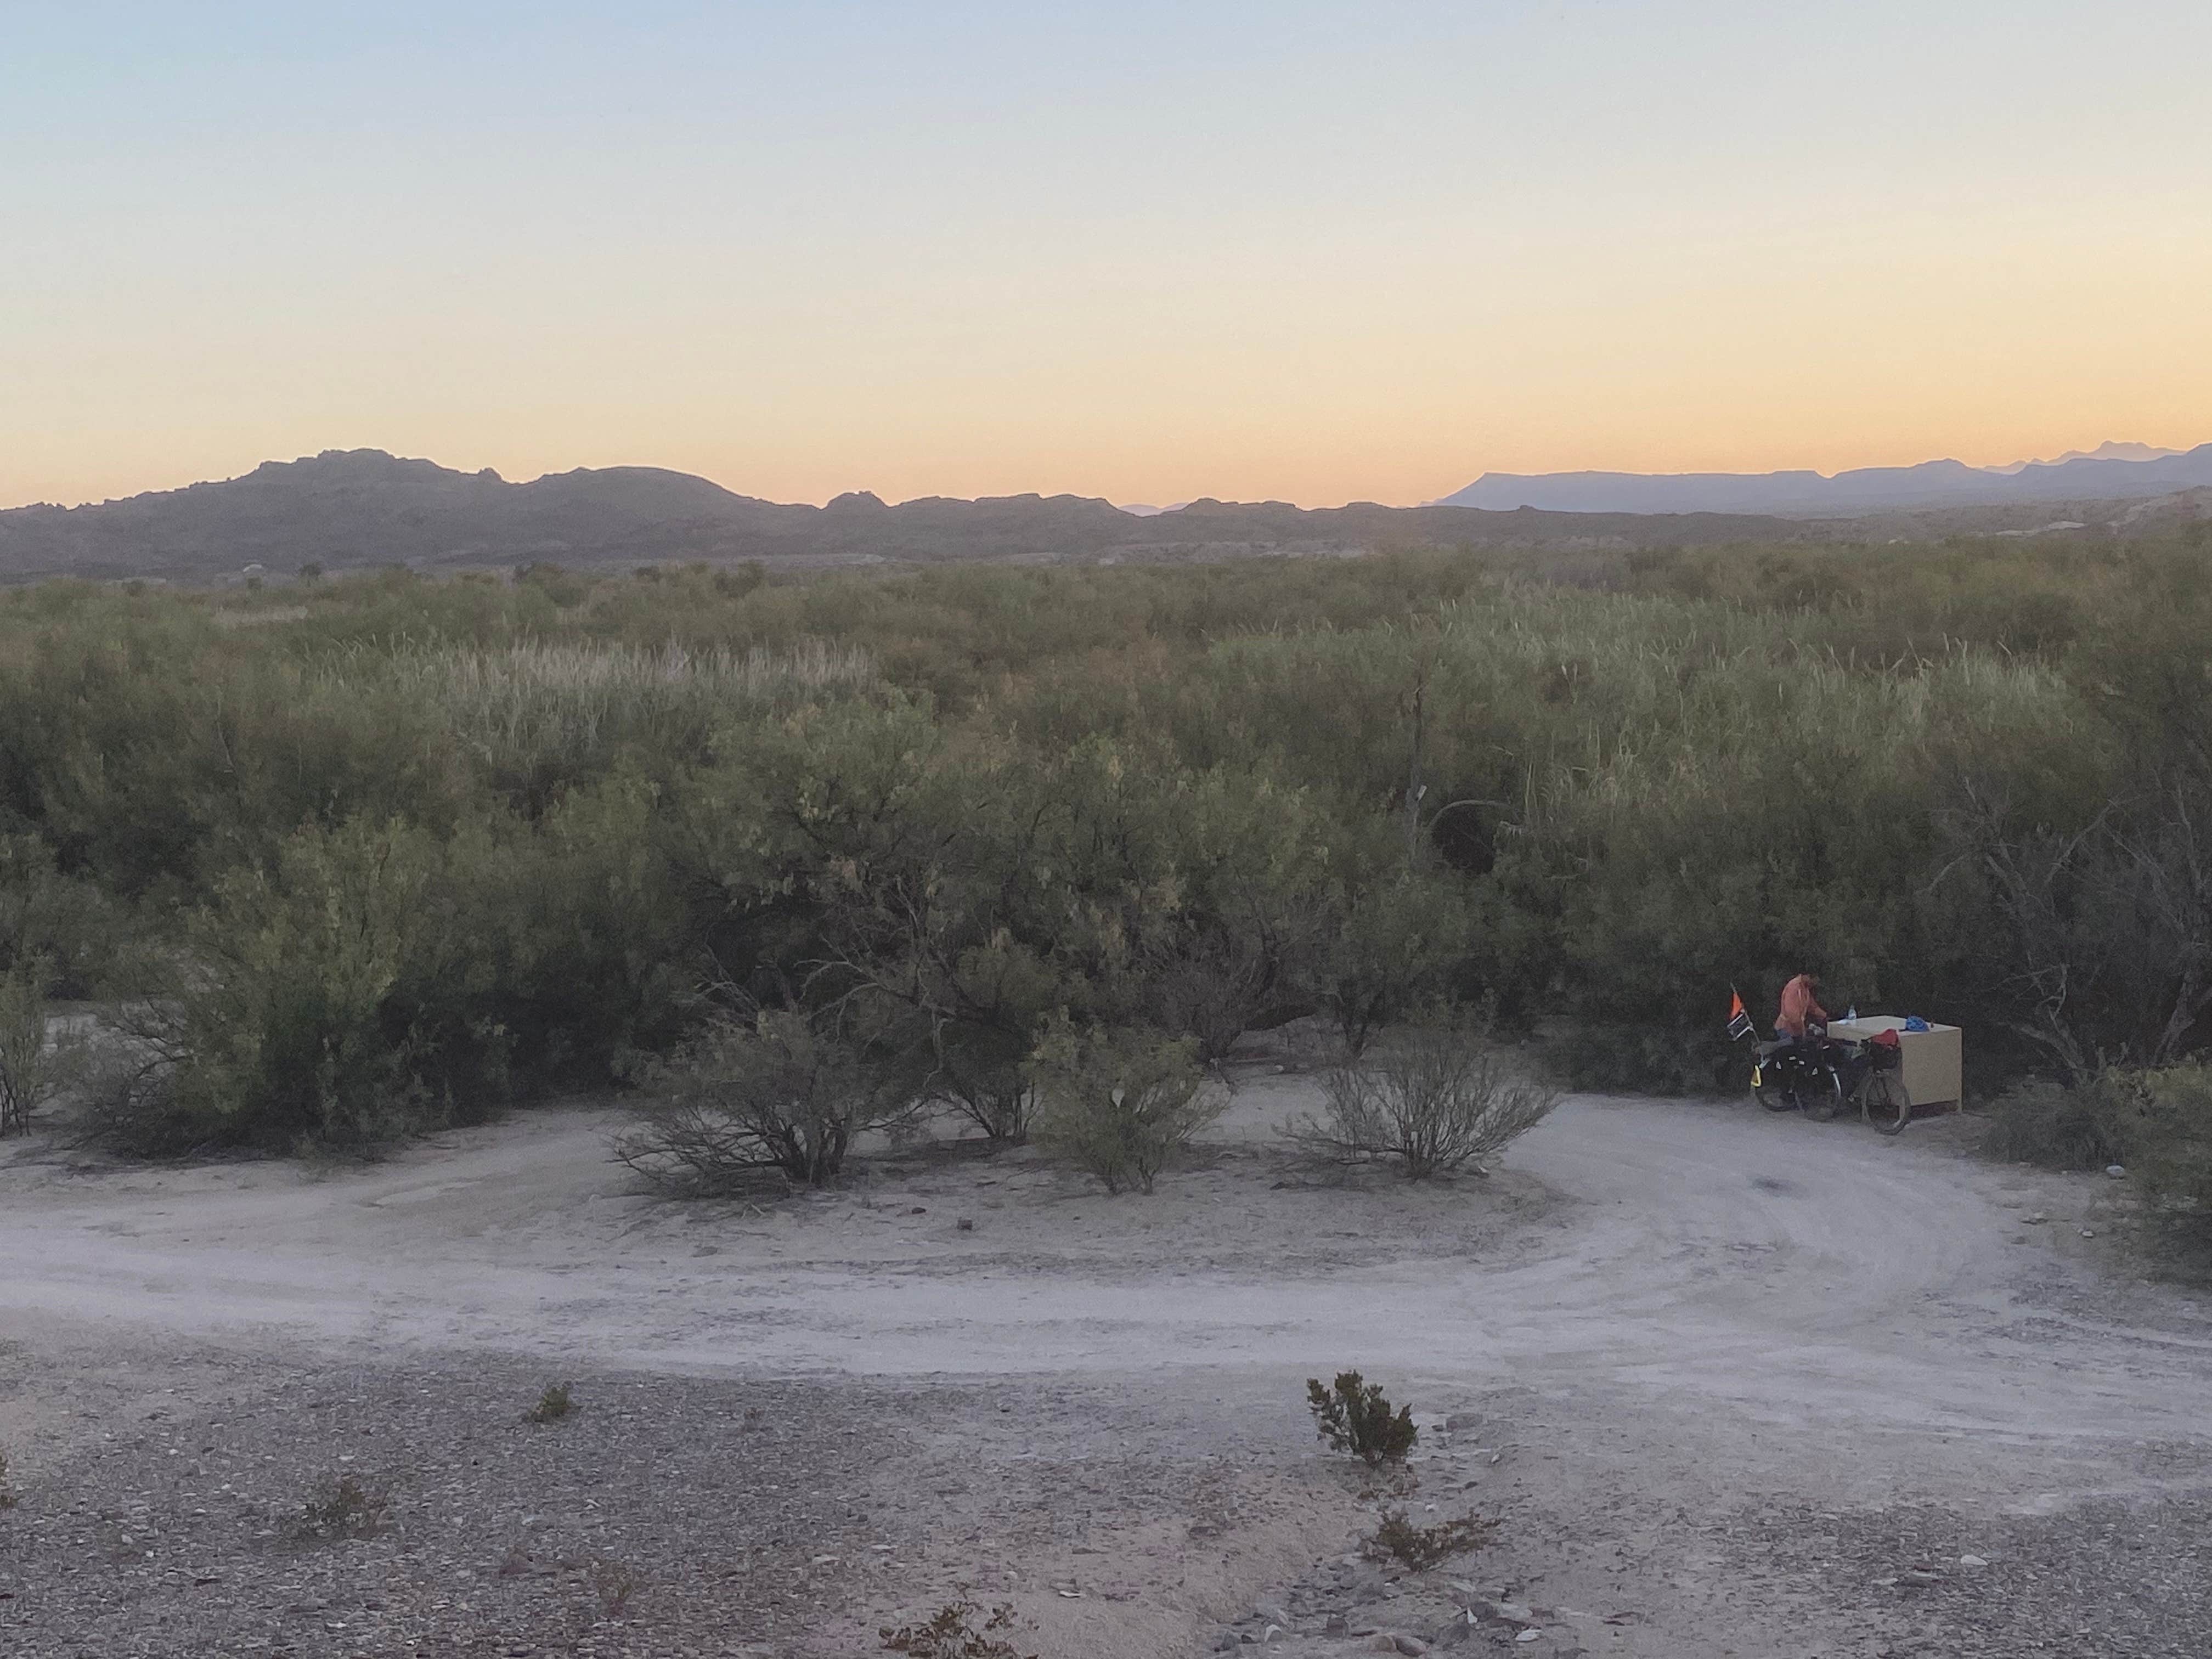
[4,1077,2210,1656]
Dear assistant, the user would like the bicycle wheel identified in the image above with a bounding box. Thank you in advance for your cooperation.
[1863,1066,1910,1136]
[1794,1066,1843,1122]
[1753,1062,1794,1111]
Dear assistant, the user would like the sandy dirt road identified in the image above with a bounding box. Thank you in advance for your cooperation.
[3,1081,2209,1657]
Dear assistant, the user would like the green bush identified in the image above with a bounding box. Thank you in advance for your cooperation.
[527,1383,575,1424]
[617,1006,915,1191]
[1026,1023,1224,1194]
[1364,1508,1496,1570]
[155,817,507,1149]
[0,834,129,998]
[1305,1370,1417,1468]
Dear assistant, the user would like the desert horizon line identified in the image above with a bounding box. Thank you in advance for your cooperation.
[7,435,2206,518]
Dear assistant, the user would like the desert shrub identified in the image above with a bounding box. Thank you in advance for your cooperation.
[287,1473,387,1546]
[1364,1508,1497,1570]
[152,817,506,1149]
[1985,1064,2212,1266]
[1026,1023,1224,1194]
[527,1383,574,1424]
[1539,1019,1740,1097]
[1312,868,1473,1058]
[2121,1063,2212,1263]
[0,834,129,997]
[0,961,82,1136]
[1291,1025,1559,1178]
[1984,1070,2139,1169]
[1306,1370,1417,1468]
[881,1601,1035,1659]
[617,1006,914,1192]
[922,1045,1038,1145]
[71,1046,198,1155]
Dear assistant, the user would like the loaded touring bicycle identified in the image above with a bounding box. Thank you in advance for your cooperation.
[1728,989,1909,1134]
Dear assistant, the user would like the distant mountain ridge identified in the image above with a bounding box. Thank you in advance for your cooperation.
[1440,442,2212,516]
[1991,440,2186,474]
[5,447,2208,585]
[0,448,1816,583]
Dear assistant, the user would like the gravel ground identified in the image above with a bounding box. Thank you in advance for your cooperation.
[6,1082,2212,1657]
[0,1341,1349,1659]
[1,1352,913,1658]
[1208,1415,2212,1659]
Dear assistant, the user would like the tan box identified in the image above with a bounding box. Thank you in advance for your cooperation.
[1828,1016,1963,1109]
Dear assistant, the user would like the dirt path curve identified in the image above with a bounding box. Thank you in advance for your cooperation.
[5,1084,2210,1656]
[3,1088,2203,1426]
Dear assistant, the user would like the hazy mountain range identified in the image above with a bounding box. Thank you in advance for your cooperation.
[3,446,2208,585]
[1438,441,2212,516]
[0,449,1809,583]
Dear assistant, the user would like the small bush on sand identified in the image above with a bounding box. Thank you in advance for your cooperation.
[527,1383,574,1424]
[287,1473,387,1546]
[1364,1508,1497,1570]
[1291,1024,1558,1178]
[1026,1023,1224,1194]
[1307,1370,1417,1468]
[881,1600,1036,1659]
[616,1006,913,1192]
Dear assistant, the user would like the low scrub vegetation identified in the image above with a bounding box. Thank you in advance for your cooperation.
[1307,1370,1418,1468]
[286,1473,388,1547]
[1026,1023,1225,1194]
[0,533,2199,1177]
[527,1383,575,1424]
[880,1600,1036,1659]
[1990,1063,2212,1265]
[1292,1024,1559,1178]
[617,1005,915,1192]
[1364,1508,1497,1571]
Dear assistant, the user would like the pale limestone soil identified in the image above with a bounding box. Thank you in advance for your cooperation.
[2,1078,2208,1657]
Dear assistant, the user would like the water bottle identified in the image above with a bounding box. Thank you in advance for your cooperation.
[1846,1005,1857,1021]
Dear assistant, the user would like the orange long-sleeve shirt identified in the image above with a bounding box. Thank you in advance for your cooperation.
[1776,975,1829,1039]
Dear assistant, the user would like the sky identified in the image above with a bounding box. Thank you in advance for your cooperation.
[5,2,2211,510]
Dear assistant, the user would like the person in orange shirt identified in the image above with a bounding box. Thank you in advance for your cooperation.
[1775,972,1829,1042]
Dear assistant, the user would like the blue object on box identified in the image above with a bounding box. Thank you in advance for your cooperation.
[1903,1015,1931,1033]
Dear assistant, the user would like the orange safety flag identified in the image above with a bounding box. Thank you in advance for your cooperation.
[1726,988,1755,1041]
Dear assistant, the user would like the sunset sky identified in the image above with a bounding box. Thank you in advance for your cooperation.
[7,1,2211,510]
